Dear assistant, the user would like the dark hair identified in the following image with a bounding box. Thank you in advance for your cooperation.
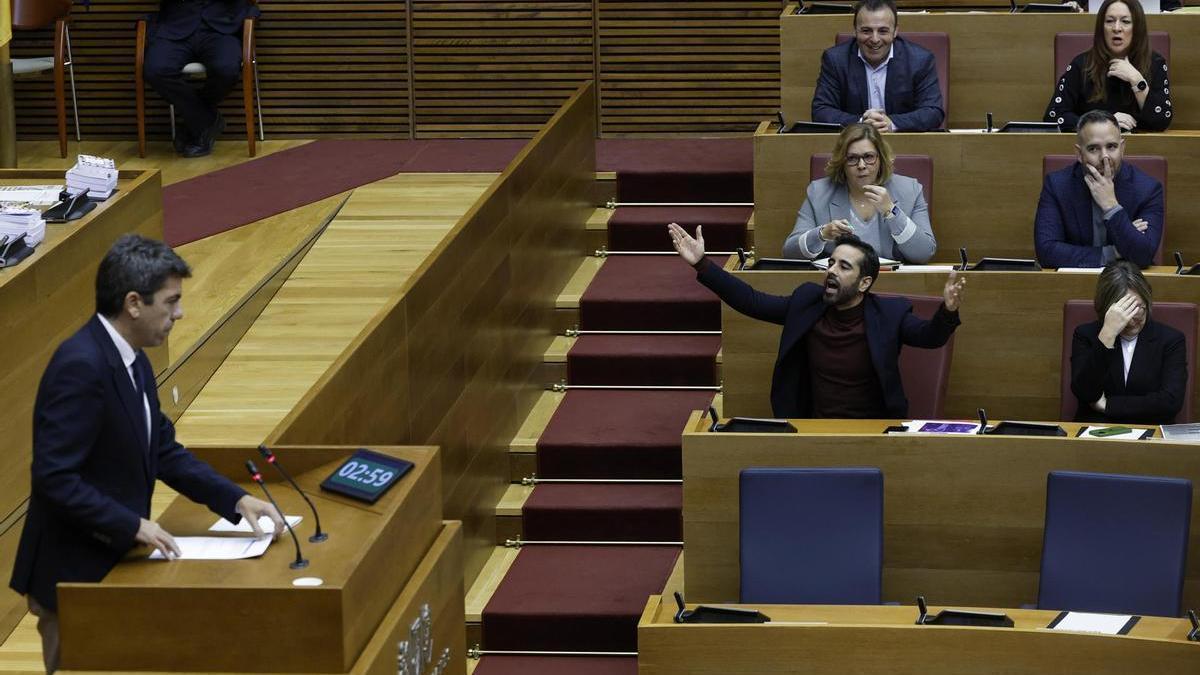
[95,234,191,317]
[1086,0,1150,104]
[1094,260,1152,319]
[833,233,880,290]
[1076,109,1121,137]
[853,0,898,27]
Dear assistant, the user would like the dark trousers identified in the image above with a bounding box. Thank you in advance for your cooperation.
[28,595,58,674]
[143,27,241,137]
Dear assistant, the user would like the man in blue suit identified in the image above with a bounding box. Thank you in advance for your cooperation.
[811,0,944,132]
[9,235,282,673]
[668,224,966,418]
[143,0,260,157]
[1035,110,1164,269]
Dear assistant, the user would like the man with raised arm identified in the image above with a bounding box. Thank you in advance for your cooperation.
[668,223,965,418]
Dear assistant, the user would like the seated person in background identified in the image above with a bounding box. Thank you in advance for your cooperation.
[1034,110,1162,268]
[812,0,944,132]
[143,0,260,158]
[668,225,965,418]
[783,123,935,263]
[1070,261,1187,424]
[1044,0,1171,132]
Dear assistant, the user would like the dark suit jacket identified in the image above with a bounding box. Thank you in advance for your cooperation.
[1071,319,1188,425]
[1034,162,1163,269]
[696,260,960,418]
[811,36,945,131]
[10,317,246,611]
[153,0,259,41]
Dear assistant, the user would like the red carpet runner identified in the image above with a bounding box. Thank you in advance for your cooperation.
[477,147,752,671]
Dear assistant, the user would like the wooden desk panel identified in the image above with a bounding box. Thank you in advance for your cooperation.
[720,266,1200,422]
[639,595,1200,675]
[781,12,1200,131]
[754,131,1200,263]
[680,416,1200,611]
[57,445,442,673]
[0,170,161,641]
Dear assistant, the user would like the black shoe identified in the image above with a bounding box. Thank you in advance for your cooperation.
[173,126,194,155]
[182,113,225,159]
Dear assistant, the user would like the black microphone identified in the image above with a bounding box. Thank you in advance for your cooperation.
[1176,251,1186,274]
[245,460,308,569]
[258,444,327,543]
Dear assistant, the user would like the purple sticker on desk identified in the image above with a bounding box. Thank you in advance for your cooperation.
[918,422,977,434]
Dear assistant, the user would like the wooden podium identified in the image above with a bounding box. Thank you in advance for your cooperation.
[56,445,466,675]
[638,596,1200,674]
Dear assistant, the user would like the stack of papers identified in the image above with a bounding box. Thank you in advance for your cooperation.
[1160,423,1200,442]
[149,536,272,560]
[66,155,118,199]
[0,205,46,246]
[904,420,982,434]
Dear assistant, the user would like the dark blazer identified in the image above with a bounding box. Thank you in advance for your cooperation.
[811,36,945,131]
[1070,319,1187,425]
[1034,161,1163,269]
[10,317,246,611]
[153,0,260,41]
[1044,52,1172,132]
[696,260,960,418]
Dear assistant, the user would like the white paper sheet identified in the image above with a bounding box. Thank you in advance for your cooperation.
[1055,268,1104,274]
[149,536,271,560]
[0,185,64,204]
[1048,611,1135,635]
[890,265,958,273]
[209,514,302,534]
[1080,426,1150,441]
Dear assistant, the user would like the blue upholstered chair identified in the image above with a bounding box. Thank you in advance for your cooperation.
[1038,470,1192,617]
[739,467,883,604]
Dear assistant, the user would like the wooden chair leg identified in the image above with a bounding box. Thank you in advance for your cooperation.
[54,20,67,158]
[242,20,256,157]
[136,20,147,158]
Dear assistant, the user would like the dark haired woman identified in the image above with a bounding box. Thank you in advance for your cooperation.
[1070,261,1187,424]
[1044,0,1171,132]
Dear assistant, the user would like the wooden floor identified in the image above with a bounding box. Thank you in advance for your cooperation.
[0,141,498,671]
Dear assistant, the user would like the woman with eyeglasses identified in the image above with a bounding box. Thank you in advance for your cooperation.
[1043,0,1171,133]
[783,123,936,264]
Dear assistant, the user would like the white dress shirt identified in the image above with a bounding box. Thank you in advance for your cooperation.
[1119,334,1138,385]
[97,314,151,446]
[858,44,894,125]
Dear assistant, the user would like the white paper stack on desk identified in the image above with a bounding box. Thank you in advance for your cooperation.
[0,205,46,246]
[66,154,118,199]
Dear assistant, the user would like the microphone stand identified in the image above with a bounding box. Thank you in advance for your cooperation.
[245,460,308,569]
[258,444,328,542]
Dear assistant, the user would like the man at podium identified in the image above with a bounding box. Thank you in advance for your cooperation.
[8,235,283,673]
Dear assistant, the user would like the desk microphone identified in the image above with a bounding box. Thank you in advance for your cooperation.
[258,444,327,542]
[245,460,308,569]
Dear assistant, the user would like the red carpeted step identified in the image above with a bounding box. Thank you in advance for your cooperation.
[606,206,750,253]
[473,655,637,675]
[567,334,720,387]
[596,138,752,175]
[523,483,682,541]
[482,545,680,651]
[616,169,753,204]
[537,390,714,479]
[579,256,727,331]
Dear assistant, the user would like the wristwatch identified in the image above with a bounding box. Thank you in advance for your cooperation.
[1136,79,1148,92]
[885,203,901,220]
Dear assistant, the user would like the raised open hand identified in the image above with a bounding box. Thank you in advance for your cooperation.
[943,269,967,312]
[668,222,705,266]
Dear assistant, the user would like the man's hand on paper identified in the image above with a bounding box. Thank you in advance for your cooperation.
[136,518,182,560]
[236,495,285,540]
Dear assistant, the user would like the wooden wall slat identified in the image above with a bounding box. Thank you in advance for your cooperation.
[597,0,780,135]
[410,1,594,138]
[11,1,410,140]
[11,0,785,139]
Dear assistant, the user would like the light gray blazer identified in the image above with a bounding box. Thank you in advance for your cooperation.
[782,175,937,263]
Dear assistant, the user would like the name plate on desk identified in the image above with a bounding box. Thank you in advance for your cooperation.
[320,448,413,503]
